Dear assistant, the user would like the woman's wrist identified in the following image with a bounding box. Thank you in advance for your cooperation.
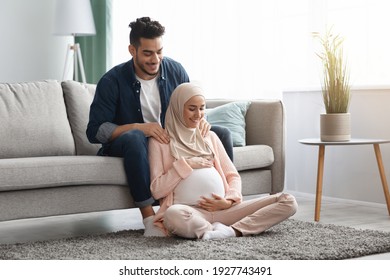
[226,199,234,208]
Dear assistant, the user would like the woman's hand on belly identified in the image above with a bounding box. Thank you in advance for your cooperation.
[198,193,233,212]
[185,157,214,169]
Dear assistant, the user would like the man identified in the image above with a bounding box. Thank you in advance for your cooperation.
[87,17,232,236]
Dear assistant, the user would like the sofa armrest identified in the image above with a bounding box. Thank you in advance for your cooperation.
[206,99,285,194]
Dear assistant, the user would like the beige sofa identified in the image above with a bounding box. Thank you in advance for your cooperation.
[0,80,285,222]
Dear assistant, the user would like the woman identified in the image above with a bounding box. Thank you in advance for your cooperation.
[148,83,297,239]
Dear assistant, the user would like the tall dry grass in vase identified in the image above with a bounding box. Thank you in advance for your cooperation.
[314,30,351,114]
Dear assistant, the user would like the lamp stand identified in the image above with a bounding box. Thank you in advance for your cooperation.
[62,43,86,83]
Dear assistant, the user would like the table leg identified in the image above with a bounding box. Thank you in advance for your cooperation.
[373,144,390,215]
[315,145,325,221]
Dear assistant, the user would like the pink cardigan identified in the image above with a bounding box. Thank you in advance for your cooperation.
[148,131,242,235]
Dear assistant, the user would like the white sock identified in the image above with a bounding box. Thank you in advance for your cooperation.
[202,222,236,240]
[143,216,165,237]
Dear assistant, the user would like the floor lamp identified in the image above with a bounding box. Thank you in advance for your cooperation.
[63,41,86,83]
[53,0,96,83]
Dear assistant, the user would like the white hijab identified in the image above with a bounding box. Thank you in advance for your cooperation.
[165,83,214,160]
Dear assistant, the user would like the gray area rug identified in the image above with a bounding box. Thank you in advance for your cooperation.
[1,219,390,260]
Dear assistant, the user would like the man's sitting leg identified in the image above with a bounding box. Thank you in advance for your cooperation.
[107,130,165,237]
[210,125,233,161]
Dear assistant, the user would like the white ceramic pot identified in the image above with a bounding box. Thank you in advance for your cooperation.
[320,113,351,142]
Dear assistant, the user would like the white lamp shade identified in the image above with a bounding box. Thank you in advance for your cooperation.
[53,0,96,36]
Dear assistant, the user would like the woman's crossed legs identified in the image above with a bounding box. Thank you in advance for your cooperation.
[163,193,298,239]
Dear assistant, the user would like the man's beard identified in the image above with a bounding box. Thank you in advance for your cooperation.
[135,57,160,78]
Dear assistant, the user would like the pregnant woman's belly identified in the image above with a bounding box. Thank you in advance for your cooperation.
[173,167,225,205]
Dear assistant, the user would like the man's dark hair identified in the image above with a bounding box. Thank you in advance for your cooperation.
[129,17,165,47]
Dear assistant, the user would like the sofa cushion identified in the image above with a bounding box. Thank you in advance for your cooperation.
[233,145,274,171]
[0,156,127,191]
[206,101,251,147]
[62,81,101,155]
[0,80,75,159]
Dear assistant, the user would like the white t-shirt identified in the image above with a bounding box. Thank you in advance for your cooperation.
[137,75,161,124]
[173,167,225,205]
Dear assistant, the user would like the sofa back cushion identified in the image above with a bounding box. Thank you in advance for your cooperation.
[0,80,75,159]
[62,81,101,155]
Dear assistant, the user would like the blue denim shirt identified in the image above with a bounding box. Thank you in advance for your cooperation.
[86,57,189,148]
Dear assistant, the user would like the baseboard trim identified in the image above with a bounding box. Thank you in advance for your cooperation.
[287,190,387,209]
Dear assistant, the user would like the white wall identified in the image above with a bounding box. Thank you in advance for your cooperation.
[0,0,72,83]
[111,0,390,101]
[111,0,283,100]
[284,88,390,204]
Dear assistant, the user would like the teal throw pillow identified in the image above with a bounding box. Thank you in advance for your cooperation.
[206,101,251,147]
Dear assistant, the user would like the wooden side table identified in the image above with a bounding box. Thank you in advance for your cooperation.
[299,138,390,221]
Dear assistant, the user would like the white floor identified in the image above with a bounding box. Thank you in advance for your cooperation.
[0,192,389,259]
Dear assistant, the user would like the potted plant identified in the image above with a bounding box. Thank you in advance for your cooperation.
[315,29,351,141]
